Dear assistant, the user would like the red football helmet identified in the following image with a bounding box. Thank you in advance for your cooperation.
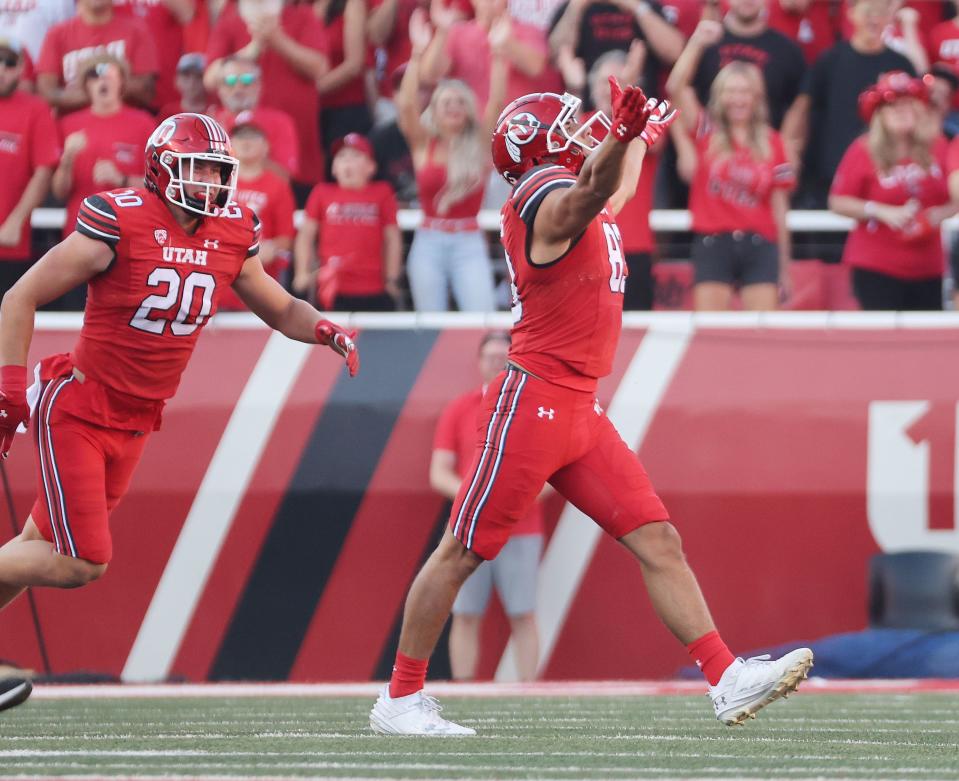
[858,71,930,123]
[492,92,611,184]
[145,113,239,217]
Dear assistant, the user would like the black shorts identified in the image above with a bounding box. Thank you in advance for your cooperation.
[851,268,942,311]
[691,232,779,287]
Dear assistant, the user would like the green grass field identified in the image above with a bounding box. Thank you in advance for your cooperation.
[2,688,958,780]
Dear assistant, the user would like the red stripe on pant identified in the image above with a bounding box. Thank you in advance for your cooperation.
[452,368,522,546]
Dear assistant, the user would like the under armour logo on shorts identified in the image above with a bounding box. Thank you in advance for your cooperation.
[537,407,555,419]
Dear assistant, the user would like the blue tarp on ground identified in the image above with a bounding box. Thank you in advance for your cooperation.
[679,629,959,678]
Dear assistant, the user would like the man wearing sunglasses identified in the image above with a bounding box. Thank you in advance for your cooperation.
[211,55,300,181]
[0,36,60,302]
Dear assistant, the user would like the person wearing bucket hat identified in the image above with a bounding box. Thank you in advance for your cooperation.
[0,35,59,300]
[829,71,955,310]
[294,132,402,311]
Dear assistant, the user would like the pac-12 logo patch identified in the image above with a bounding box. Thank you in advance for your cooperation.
[154,229,168,245]
[505,112,541,163]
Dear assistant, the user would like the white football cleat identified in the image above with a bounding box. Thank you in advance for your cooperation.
[708,647,814,726]
[0,678,32,713]
[369,685,476,736]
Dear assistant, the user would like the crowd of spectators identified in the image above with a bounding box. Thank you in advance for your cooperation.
[4,0,959,311]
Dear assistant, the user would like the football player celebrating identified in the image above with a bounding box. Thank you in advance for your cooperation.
[370,83,813,736]
[0,114,358,711]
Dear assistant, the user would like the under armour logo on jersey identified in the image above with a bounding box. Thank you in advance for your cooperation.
[537,407,555,419]
[203,239,220,250]
[594,400,604,416]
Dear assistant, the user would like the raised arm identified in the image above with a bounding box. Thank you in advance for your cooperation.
[548,0,588,59]
[630,0,684,66]
[367,0,399,45]
[396,8,433,150]
[665,19,721,135]
[484,16,511,138]
[419,0,460,84]
[530,82,675,259]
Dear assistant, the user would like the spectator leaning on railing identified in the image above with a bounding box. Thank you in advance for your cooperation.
[0,36,59,301]
[829,72,955,311]
[667,19,795,311]
[397,8,506,312]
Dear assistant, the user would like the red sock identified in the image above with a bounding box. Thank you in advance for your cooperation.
[389,652,428,698]
[687,630,736,686]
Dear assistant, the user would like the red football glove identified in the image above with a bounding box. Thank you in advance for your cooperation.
[315,319,359,377]
[639,98,678,148]
[0,365,30,458]
[608,76,652,143]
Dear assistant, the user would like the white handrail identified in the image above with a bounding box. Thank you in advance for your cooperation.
[30,207,863,232]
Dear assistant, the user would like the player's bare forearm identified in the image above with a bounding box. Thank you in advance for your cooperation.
[0,234,112,365]
[535,137,628,243]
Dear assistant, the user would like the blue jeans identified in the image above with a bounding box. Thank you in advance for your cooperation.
[407,228,496,312]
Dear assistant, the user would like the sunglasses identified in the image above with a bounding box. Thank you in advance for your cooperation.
[0,55,19,68]
[223,73,257,86]
[84,62,112,80]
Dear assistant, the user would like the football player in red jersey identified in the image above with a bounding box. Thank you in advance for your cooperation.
[0,113,358,711]
[371,82,814,736]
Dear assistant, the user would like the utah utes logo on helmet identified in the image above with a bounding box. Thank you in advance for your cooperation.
[505,112,541,163]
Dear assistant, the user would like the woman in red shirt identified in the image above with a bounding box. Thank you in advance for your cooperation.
[51,55,156,240]
[830,72,954,310]
[666,19,795,311]
[315,0,373,162]
[397,8,506,311]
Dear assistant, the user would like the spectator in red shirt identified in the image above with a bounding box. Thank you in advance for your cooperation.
[205,0,329,192]
[210,55,300,180]
[112,0,196,110]
[36,0,159,112]
[158,52,213,119]
[368,0,425,102]
[218,121,297,310]
[423,0,562,112]
[51,56,156,240]
[430,331,543,682]
[0,0,74,64]
[831,72,954,310]
[400,9,506,311]
[316,0,373,160]
[668,20,796,311]
[294,133,403,310]
[0,36,60,298]
[766,0,841,65]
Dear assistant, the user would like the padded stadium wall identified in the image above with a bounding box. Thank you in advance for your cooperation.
[2,312,958,683]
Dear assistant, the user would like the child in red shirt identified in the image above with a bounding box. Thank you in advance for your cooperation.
[294,133,402,311]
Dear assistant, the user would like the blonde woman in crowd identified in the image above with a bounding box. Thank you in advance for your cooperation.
[666,20,795,311]
[396,8,507,311]
[831,72,954,310]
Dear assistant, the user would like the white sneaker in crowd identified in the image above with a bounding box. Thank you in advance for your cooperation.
[370,684,476,736]
[709,648,814,726]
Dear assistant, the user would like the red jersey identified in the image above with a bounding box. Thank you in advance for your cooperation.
[766,0,840,65]
[689,120,794,241]
[501,165,625,393]
[434,386,544,536]
[304,181,397,296]
[37,14,159,86]
[112,0,184,109]
[57,188,260,429]
[370,0,421,98]
[0,90,60,261]
[58,106,156,239]
[217,170,295,311]
[832,135,950,279]
[211,106,300,179]
[207,3,327,183]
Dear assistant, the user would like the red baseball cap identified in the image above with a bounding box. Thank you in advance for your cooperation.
[332,133,374,159]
